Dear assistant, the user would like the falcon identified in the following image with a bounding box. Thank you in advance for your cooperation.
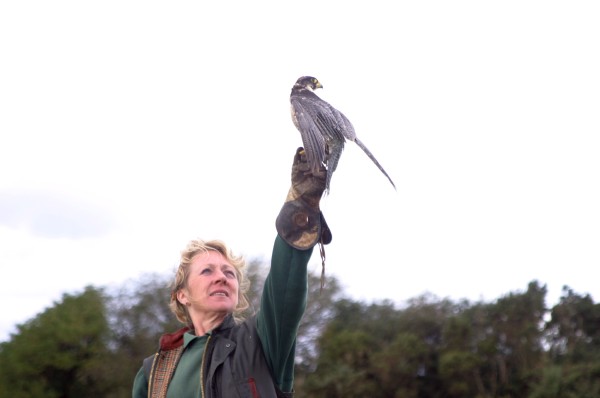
[290,76,396,191]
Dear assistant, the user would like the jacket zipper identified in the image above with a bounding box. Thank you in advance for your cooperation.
[199,335,211,398]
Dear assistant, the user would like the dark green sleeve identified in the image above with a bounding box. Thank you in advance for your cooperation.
[131,366,148,398]
[256,235,313,392]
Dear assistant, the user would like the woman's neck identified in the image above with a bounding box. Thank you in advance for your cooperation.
[192,312,228,336]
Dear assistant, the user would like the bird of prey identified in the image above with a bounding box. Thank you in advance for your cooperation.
[290,76,396,192]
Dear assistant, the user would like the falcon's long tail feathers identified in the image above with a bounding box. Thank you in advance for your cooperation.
[353,138,396,190]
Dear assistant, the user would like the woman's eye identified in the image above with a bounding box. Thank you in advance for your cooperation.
[225,270,236,278]
[201,268,212,275]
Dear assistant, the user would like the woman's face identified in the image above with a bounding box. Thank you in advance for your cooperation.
[178,250,240,317]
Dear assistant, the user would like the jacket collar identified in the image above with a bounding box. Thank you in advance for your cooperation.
[159,314,237,350]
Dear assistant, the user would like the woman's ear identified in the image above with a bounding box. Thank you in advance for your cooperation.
[177,289,190,306]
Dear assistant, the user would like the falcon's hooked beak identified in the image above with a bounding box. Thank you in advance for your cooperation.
[314,81,323,90]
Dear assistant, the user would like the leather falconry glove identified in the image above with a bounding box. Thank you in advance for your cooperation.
[276,147,332,250]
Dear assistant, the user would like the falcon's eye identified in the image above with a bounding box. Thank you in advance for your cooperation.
[312,78,318,84]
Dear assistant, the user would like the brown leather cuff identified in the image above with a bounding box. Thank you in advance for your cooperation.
[276,200,328,250]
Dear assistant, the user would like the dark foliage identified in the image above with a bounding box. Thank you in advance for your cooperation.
[1,265,599,398]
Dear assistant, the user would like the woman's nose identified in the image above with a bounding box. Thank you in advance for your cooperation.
[215,271,228,283]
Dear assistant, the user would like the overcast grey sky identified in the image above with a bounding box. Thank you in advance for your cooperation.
[1,1,599,342]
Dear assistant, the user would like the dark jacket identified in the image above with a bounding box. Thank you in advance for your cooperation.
[144,314,291,398]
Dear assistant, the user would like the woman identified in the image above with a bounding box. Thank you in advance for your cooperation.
[132,148,331,398]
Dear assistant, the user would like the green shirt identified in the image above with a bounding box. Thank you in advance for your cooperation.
[132,236,312,397]
[166,332,209,397]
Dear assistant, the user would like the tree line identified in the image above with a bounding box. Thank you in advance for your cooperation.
[0,258,599,397]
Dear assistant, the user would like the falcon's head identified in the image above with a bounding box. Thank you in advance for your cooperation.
[293,76,323,92]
